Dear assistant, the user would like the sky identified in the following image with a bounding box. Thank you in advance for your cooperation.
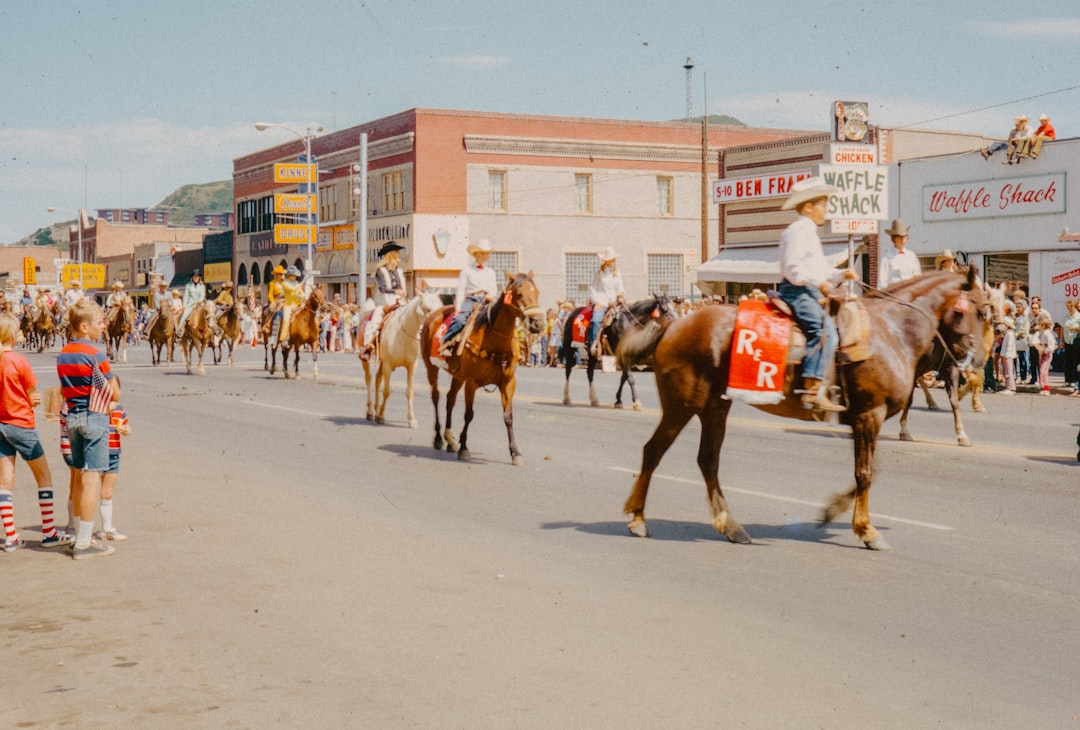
[1,0,1078,243]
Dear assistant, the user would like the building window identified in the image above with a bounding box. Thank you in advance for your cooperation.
[320,184,337,221]
[237,263,248,287]
[488,170,507,211]
[656,176,673,216]
[575,174,593,214]
[648,253,683,296]
[259,196,275,231]
[263,262,274,284]
[238,200,257,234]
[565,253,595,303]
[487,250,519,287]
[382,171,404,213]
[251,264,261,287]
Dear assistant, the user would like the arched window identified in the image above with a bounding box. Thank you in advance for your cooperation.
[237,263,248,286]
[294,258,305,274]
[251,265,261,286]
[264,262,274,283]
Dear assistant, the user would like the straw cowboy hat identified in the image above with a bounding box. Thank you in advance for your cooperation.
[222,280,233,288]
[467,239,493,255]
[884,219,912,237]
[111,281,124,289]
[934,249,956,267]
[272,265,285,275]
[780,177,836,211]
[1039,113,1050,121]
[597,246,618,262]
[378,241,405,258]
[1016,114,1029,122]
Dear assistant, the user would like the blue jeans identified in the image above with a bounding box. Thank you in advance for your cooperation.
[987,141,1007,156]
[1014,348,1030,382]
[778,280,837,382]
[587,305,607,350]
[443,295,483,342]
[65,411,110,472]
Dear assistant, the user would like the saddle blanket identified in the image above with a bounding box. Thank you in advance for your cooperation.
[727,300,791,405]
[429,312,453,361]
[569,309,593,346]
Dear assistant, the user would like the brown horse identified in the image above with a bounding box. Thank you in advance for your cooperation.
[147,300,176,366]
[212,302,243,366]
[266,286,326,379]
[420,271,545,465]
[106,302,134,363]
[33,305,57,352]
[616,268,992,551]
[180,301,215,375]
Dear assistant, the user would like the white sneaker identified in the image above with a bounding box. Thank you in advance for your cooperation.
[96,529,128,542]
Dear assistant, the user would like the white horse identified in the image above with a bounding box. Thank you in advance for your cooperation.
[362,291,444,427]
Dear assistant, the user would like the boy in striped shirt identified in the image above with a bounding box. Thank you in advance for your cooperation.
[56,301,116,560]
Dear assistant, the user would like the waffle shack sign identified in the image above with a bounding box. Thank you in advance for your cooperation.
[923,173,1065,221]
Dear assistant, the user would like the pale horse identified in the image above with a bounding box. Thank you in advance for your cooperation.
[362,290,444,427]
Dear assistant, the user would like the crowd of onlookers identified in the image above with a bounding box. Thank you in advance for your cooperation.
[985,283,1079,396]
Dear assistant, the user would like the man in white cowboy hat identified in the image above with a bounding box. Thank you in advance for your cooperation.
[440,239,498,357]
[104,281,130,326]
[142,279,171,338]
[361,241,407,360]
[878,219,922,288]
[63,280,84,310]
[587,245,626,356]
[1024,113,1055,159]
[178,268,206,332]
[981,115,1032,162]
[777,176,856,413]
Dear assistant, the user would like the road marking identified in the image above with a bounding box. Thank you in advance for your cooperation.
[240,400,327,417]
[608,466,954,531]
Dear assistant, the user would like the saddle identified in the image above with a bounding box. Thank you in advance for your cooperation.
[764,289,872,366]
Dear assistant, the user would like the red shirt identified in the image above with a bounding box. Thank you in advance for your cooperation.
[1035,122,1056,139]
[0,350,38,429]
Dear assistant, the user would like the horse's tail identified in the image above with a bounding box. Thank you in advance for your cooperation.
[616,318,670,372]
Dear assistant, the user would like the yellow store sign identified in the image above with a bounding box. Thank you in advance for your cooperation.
[61,263,105,289]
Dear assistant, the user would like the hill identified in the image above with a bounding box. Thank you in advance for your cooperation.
[10,180,234,248]
[671,114,746,126]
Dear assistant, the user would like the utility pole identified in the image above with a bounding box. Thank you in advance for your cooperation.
[700,73,709,267]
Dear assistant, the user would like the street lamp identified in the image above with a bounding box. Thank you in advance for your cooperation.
[47,205,86,286]
[254,122,324,277]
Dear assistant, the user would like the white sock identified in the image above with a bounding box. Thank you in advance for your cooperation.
[100,499,114,533]
[75,519,95,549]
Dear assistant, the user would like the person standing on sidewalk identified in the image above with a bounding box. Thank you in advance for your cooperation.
[1062,299,1080,393]
[1030,311,1056,396]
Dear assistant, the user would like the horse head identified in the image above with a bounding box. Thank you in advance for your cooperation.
[501,270,545,334]
[937,266,993,375]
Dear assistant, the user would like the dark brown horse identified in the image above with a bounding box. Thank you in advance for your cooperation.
[33,305,57,352]
[616,268,992,550]
[420,272,545,465]
[266,286,326,378]
[561,294,677,410]
[105,302,134,363]
[180,301,215,375]
[147,300,176,366]
[212,302,243,366]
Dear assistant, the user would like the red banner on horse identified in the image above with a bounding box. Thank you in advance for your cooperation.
[726,300,791,405]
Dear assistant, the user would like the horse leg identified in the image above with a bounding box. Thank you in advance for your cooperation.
[404,363,418,428]
[563,356,573,405]
[627,371,643,411]
[588,356,600,407]
[309,348,317,379]
[698,399,750,544]
[898,386,915,442]
[375,362,391,425]
[500,377,525,466]
[443,378,463,453]
[624,405,694,538]
[920,374,940,410]
[823,406,889,550]
[944,366,971,447]
[426,361,445,450]
[456,381,479,461]
[197,345,206,376]
[282,346,292,378]
[363,361,376,421]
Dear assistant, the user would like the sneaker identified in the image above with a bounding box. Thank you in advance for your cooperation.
[72,540,114,560]
[41,532,75,548]
[980,149,990,160]
[2,538,22,553]
[999,389,1014,396]
[96,529,128,542]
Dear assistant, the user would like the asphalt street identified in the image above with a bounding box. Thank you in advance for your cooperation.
[2,339,1078,728]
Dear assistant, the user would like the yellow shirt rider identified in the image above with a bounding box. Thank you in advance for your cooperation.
[278,267,305,342]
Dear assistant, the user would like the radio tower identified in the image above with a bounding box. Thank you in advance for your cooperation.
[683,57,695,120]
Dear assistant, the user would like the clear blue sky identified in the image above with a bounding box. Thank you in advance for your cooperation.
[1,0,1077,243]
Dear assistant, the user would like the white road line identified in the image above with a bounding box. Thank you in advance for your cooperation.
[608,466,955,531]
[240,400,328,417]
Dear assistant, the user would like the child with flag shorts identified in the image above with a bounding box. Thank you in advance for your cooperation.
[0,313,72,552]
[56,300,116,560]
[97,376,130,542]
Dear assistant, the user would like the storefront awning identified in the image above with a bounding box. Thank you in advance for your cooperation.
[696,242,859,294]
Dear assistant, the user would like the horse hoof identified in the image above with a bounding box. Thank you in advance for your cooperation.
[726,526,752,544]
[457,448,471,461]
[590,399,600,407]
[563,396,571,406]
[408,419,418,429]
[957,435,972,447]
[375,416,385,425]
[898,431,913,442]
[366,414,374,422]
[864,537,891,551]
[927,403,940,411]
[613,401,623,409]
[511,455,526,466]
[632,401,643,412]
[973,405,986,413]
[433,437,444,450]
[627,521,650,538]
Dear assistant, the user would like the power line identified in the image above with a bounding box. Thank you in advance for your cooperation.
[895,82,1080,130]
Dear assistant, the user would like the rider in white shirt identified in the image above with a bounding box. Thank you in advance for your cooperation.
[440,239,498,357]
[587,246,626,356]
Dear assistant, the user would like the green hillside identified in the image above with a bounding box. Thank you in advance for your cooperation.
[11,180,233,248]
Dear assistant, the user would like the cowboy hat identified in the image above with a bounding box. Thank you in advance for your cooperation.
[1016,114,1029,122]
[111,281,124,289]
[597,246,618,262]
[934,249,955,265]
[222,280,234,288]
[780,176,836,211]
[885,219,912,237]
[272,265,285,275]
[466,239,492,256]
[286,266,300,277]
[378,241,405,258]
[191,269,201,277]
[1039,113,1050,121]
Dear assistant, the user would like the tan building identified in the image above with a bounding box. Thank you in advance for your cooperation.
[0,245,64,295]
[233,108,814,305]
